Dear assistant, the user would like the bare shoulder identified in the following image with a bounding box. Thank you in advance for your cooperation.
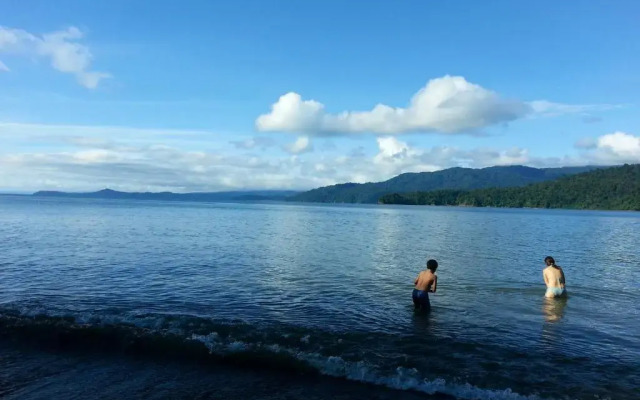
[544,266,555,278]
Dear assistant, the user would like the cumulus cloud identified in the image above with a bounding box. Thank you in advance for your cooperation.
[256,76,615,136]
[376,137,410,160]
[573,132,640,165]
[597,132,640,155]
[595,132,640,160]
[368,132,639,180]
[365,136,532,181]
[0,26,110,88]
[256,76,530,135]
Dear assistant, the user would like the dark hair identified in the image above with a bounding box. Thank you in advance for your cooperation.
[426,259,438,272]
[544,256,555,266]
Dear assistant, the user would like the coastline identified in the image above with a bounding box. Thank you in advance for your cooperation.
[0,341,449,400]
[377,202,640,212]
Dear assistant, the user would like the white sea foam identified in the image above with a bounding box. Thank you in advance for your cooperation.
[1,308,544,400]
[189,332,542,400]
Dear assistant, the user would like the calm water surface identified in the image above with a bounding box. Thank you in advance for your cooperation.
[0,196,639,400]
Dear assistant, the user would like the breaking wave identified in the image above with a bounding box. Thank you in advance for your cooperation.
[0,307,541,400]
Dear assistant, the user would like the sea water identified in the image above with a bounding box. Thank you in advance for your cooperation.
[0,195,638,399]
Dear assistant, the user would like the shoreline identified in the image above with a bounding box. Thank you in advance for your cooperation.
[0,341,449,400]
[2,194,638,213]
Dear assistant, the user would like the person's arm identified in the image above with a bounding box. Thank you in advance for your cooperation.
[560,268,566,286]
[430,275,437,293]
[543,270,549,286]
[414,274,419,285]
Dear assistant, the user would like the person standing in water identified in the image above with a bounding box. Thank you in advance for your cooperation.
[413,259,438,311]
[543,256,566,298]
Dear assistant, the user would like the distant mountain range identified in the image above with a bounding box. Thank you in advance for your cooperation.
[290,165,605,203]
[33,189,300,202]
[28,165,615,206]
[380,164,640,211]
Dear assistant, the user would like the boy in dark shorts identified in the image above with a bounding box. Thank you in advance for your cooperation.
[413,259,438,311]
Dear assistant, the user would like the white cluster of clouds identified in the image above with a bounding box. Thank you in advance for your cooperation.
[371,131,640,180]
[1,121,637,193]
[0,122,326,192]
[366,136,530,180]
[575,131,640,164]
[0,26,110,88]
[328,131,639,184]
[256,75,616,136]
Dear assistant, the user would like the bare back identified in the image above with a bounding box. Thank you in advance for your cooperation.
[414,270,437,292]
[543,266,565,288]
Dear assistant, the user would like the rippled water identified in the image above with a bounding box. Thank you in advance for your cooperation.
[1,195,639,400]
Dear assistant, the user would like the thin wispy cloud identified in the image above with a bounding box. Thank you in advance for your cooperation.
[582,115,603,124]
[528,101,620,117]
[574,137,597,149]
[230,136,277,150]
[0,122,215,143]
[0,26,110,88]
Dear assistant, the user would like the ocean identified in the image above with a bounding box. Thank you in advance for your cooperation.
[0,195,638,400]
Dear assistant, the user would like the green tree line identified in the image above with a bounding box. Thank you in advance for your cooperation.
[379,164,640,211]
[290,165,601,203]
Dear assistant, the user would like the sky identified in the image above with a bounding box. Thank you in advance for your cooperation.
[1,0,639,193]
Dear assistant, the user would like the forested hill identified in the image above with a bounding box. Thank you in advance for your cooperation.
[290,165,603,203]
[379,164,640,211]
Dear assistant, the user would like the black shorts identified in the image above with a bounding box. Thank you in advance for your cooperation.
[412,289,431,310]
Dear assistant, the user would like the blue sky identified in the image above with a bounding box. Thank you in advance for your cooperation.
[1,0,639,192]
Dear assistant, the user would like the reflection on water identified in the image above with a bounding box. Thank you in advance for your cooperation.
[543,296,568,323]
[540,296,568,354]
